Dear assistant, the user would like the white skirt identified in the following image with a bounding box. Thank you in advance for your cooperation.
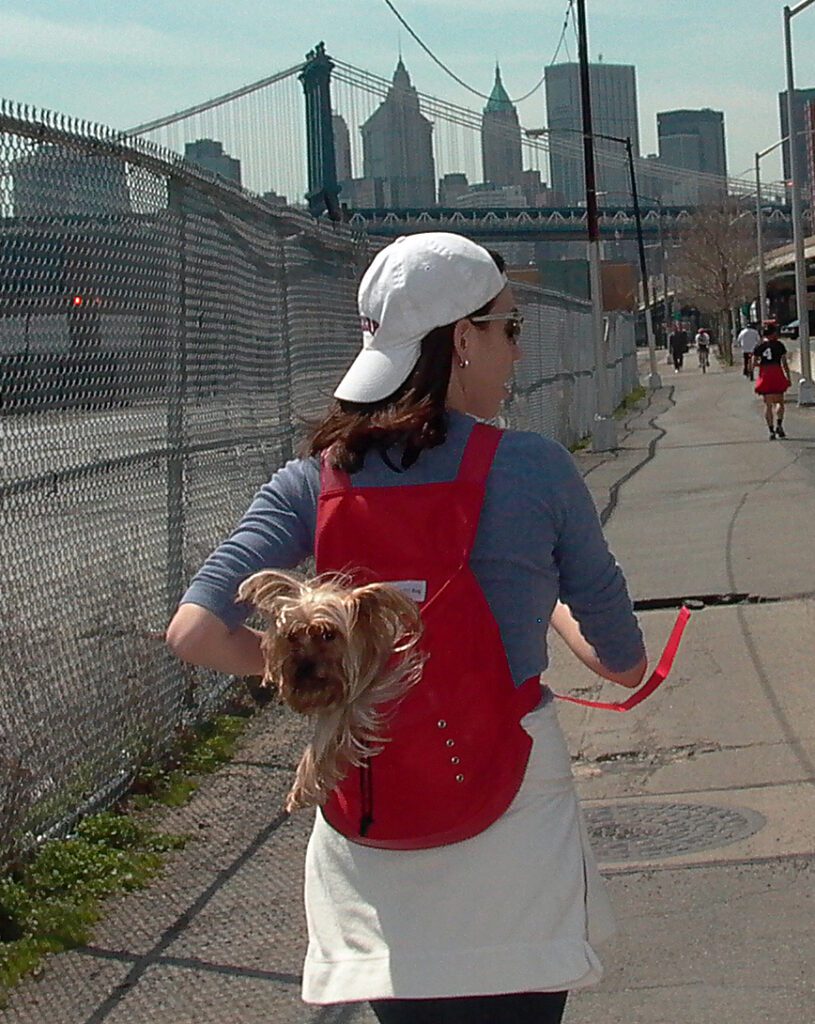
[301,698,615,1005]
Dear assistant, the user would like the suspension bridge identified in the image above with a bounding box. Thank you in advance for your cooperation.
[124,44,793,245]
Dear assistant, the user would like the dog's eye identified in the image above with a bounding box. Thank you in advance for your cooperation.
[321,628,336,642]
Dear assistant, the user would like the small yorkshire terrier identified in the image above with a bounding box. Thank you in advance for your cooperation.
[237,570,424,813]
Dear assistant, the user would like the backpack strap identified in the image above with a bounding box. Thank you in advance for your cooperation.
[456,422,503,485]
[320,451,352,492]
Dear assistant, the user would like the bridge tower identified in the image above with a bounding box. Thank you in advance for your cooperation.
[299,42,340,220]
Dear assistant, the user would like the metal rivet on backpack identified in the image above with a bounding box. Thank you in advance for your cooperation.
[451,756,460,764]
[437,719,447,728]
[455,774,465,783]
[445,739,455,747]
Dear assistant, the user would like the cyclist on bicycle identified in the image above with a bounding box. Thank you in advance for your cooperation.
[695,328,711,372]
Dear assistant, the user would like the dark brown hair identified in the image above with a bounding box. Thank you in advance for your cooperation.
[307,249,506,473]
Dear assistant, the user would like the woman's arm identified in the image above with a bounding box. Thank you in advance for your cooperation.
[548,444,646,684]
[782,354,791,381]
[165,458,318,676]
[166,603,265,677]
[550,601,646,689]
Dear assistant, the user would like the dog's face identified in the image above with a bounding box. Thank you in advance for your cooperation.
[274,605,351,714]
[238,569,423,720]
[237,569,425,811]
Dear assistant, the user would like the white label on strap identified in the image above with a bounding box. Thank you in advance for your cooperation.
[383,579,427,604]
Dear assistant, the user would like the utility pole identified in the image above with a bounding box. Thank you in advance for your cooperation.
[783,2,815,404]
[576,0,616,450]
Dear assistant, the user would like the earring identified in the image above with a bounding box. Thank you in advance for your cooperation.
[458,357,469,368]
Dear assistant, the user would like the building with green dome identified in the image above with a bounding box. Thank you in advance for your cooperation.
[481,65,523,189]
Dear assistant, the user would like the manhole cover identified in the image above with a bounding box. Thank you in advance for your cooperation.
[584,802,765,862]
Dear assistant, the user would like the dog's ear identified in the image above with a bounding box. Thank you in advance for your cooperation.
[349,583,423,640]
[237,570,302,617]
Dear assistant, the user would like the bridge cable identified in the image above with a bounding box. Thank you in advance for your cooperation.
[379,0,554,104]
[126,62,304,135]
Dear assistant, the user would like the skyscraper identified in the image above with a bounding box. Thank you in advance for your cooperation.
[657,109,727,204]
[544,62,640,206]
[184,139,242,185]
[360,59,436,208]
[332,114,353,183]
[481,65,523,188]
[779,87,815,203]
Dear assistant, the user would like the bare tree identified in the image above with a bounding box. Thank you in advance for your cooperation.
[672,202,757,364]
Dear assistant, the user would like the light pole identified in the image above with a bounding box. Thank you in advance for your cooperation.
[783,0,815,405]
[602,136,661,387]
[575,0,616,450]
[755,137,788,323]
[525,126,663,388]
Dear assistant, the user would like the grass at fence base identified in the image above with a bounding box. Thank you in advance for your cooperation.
[568,386,647,454]
[130,713,248,808]
[614,385,647,420]
[0,813,185,1002]
[0,689,266,1006]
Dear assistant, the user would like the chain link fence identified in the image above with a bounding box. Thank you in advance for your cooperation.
[1,102,638,869]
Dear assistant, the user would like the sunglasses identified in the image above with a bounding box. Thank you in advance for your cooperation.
[469,311,524,343]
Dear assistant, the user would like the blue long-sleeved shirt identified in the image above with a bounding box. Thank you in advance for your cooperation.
[182,410,644,684]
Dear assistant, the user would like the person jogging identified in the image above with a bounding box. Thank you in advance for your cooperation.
[752,321,792,439]
[167,233,646,1024]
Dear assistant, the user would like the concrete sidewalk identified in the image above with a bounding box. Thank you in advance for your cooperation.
[3,359,814,1024]
[557,356,815,1023]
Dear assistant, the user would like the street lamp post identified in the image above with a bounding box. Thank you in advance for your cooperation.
[658,202,671,340]
[783,0,815,405]
[615,138,661,387]
[755,137,788,322]
[527,124,664,388]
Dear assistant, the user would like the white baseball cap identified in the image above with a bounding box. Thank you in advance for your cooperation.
[333,232,507,403]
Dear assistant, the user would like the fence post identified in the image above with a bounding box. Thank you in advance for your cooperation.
[278,239,295,463]
[166,178,187,624]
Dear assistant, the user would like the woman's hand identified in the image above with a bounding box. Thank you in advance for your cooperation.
[166,603,265,678]
[549,601,647,689]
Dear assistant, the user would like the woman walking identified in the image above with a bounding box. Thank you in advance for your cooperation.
[753,321,792,439]
[167,233,647,1023]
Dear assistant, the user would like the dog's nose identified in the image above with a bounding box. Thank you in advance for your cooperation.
[294,659,317,682]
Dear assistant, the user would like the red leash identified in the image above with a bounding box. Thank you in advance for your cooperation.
[554,606,692,712]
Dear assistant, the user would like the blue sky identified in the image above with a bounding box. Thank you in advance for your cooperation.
[3,0,815,186]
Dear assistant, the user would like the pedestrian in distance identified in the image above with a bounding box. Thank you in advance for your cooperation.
[737,321,761,381]
[753,320,792,439]
[695,327,711,373]
[668,325,689,372]
[166,232,647,1024]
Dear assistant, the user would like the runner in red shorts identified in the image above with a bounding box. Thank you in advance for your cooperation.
[752,322,792,439]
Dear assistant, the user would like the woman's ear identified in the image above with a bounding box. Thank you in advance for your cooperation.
[452,317,471,366]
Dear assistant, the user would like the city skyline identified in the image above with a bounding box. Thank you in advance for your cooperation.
[3,1,815,190]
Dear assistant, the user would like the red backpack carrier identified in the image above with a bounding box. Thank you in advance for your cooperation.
[315,423,541,850]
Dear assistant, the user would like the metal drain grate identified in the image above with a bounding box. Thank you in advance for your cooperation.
[585,802,766,862]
